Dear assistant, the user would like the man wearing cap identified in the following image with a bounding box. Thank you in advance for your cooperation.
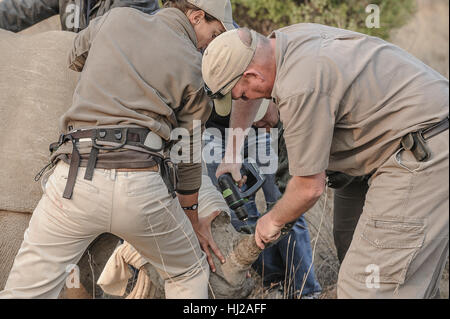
[1,0,235,299]
[202,26,449,298]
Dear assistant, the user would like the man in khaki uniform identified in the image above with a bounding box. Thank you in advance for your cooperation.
[201,26,449,298]
[1,0,235,299]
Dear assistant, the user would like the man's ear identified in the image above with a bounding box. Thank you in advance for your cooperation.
[187,10,205,26]
[243,69,265,83]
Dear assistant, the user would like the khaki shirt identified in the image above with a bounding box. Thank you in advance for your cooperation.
[60,8,212,192]
[271,24,449,177]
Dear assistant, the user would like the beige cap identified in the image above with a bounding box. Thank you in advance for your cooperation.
[187,0,235,31]
[202,29,259,116]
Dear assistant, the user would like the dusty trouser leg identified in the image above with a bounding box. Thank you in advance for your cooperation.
[197,175,230,219]
[0,162,109,298]
[333,177,369,264]
[337,130,449,299]
[111,170,209,299]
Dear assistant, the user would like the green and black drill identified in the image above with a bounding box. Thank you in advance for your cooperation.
[218,161,296,246]
[218,161,265,222]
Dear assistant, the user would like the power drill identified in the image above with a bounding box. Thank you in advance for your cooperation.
[217,161,265,222]
[218,161,297,247]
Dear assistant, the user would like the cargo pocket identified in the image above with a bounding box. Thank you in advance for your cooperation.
[347,217,425,285]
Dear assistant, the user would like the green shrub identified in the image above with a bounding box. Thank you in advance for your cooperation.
[231,0,416,39]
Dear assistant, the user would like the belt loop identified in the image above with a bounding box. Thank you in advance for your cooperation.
[111,168,117,181]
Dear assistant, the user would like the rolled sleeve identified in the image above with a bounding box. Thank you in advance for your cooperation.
[279,91,337,177]
[176,163,202,194]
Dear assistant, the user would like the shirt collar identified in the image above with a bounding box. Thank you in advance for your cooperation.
[157,8,198,48]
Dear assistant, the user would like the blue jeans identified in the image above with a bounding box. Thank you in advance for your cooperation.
[204,134,321,296]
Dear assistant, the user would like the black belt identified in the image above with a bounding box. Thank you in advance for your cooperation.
[47,127,176,200]
[421,117,449,140]
[401,117,449,162]
[49,127,157,154]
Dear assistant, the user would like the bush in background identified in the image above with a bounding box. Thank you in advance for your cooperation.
[232,0,416,38]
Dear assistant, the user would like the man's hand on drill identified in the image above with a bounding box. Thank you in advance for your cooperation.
[215,162,247,188]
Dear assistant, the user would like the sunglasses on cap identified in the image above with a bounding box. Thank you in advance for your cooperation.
[204,73,244,100]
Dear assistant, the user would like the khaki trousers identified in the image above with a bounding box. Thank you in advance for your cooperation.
[338,130,449,298]
[0,161,209,299]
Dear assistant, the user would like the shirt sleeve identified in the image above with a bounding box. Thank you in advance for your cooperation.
[279,90,338,177]
[175,86,213,193]
[67,11,111,72]
[0,0,58,32]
